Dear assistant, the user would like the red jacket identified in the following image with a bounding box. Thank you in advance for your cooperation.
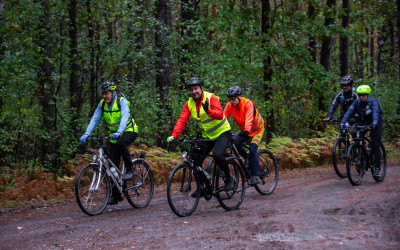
[171,92,224,138]
[224,97,264,137]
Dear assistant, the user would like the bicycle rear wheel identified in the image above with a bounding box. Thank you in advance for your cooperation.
[255,149,279,195]
[124,159,154,208]
[75,164,110,216]
[332,138,348,178]
[167,163,200,217]
[215,159,245,211]
[346,144,365,186]
[371,142,387,182]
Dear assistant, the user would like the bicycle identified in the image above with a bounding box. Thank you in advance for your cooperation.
[206,136,278,195]
[346,125,387,186]
[329,118,353,178]
[166,138,245,217]
[75,136,154,216]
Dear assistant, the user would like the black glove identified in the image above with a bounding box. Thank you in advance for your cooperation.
[202,98,209,113]
[372,123,378,129]
[238,130,250,137]
[340,123,346,130]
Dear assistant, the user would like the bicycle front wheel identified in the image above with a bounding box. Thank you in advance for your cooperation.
[216,159,245,211]
[124,159,154,208]
[346,144,365,186]
[255,149,279,195]
[371,142,387,182]
[75,164,110,216]
[167,163,200,217]
[332,138,348,178]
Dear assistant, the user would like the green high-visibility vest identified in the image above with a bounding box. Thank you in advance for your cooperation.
[101,96,138,143]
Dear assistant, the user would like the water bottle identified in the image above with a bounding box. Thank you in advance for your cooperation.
[110,167,119,179]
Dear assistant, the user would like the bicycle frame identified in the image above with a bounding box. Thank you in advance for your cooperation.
[229,141,251,179]
[349,128,373,170]
[176,139,224,198]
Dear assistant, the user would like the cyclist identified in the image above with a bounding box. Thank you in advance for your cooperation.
[340,85,383,177]
[167,77,234,193]
[323,75,358,123]
[80,81,139,205]
[224,86,265,186]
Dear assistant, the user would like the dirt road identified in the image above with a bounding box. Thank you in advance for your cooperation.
[1,163,399,249]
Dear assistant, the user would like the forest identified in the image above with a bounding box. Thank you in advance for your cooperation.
[0,0,399,176]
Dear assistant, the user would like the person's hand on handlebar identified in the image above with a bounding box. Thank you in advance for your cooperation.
[167,136,175,143]
[80,134,89,144]
[323,117,331,123]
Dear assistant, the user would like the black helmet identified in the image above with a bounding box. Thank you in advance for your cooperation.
[186,77,203,88]
[340,75,353,86]
[100,81,116,92]
[226,86,242,98]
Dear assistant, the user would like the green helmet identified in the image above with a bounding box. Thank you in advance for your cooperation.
[356,85,371,95]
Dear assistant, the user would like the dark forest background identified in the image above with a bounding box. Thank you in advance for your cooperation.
[1,0,399,175]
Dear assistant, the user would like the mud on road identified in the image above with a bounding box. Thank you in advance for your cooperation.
[1,163,399,249]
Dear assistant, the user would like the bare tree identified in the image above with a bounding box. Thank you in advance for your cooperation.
[261,0,275,142]
[155,0,172,147]
[339,0,349,76]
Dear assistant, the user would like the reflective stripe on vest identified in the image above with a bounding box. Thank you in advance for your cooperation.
[101,97,138,137]
[188,91,231,139]
[234,97,264,137]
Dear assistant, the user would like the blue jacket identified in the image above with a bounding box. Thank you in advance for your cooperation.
[341,97,382,126]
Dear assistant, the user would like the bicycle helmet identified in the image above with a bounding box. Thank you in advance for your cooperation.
[100,81,116,92]
[226,86,242,98]
[186,77,203,88]
[340,75,354,85]
[356,85,371,95]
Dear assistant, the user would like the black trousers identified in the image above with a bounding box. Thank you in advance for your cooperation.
[370,124,383,168]
[109,131,137,171]
[192,130,232,178]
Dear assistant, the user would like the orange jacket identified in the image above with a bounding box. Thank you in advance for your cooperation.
[224,97,264,137]
[171,93,224,138]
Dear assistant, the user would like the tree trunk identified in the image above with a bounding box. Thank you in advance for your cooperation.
[370,26,375,77]
[307,1,316,91]
[261,0,275,143]
[155,0,172,147]
[320,0,336,72]
[180,0,200,86]
[318,0,336,122]
[38,1,58,172]
[85,0,97,114]
[339,0,349,76]
[68,0,81,133]
[397,0,400,79]
[377,26,385,75]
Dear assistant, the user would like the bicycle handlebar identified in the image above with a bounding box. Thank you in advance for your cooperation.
[354,125,372,132]
[86,136,110,142]
[172,138,214,144]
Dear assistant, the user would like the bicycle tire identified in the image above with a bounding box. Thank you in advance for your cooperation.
[346,143,364,186]
[75,164,110,216]
[254,149,279,195]
[215,158,245,211]
[332,138,348,178]
[124,159,154,208]
[371,142,387,182]
[167,163,200,217]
